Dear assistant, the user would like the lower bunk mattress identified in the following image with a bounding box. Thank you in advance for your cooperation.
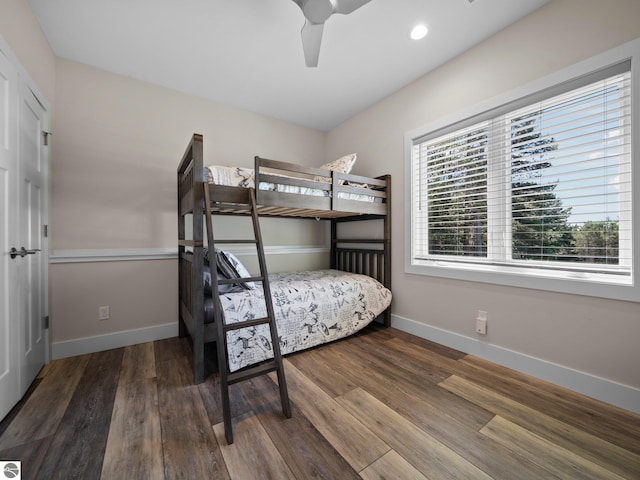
[204,269,392,372]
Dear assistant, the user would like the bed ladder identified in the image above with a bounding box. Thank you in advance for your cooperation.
[203,185,292,445]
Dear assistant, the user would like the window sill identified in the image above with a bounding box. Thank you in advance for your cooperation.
[406,260,638,303]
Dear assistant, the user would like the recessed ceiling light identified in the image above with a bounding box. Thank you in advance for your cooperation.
[410,24,428,40]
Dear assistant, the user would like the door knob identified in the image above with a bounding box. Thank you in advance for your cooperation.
[9,247,41,259]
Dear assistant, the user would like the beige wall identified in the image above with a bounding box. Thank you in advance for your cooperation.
[51,260,177,342]
[51,59,326,250]
[50,59,327,347]
[326,0,640,390]
[0,0,55,101]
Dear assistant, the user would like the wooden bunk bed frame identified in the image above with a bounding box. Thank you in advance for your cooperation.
[177,133,391,384]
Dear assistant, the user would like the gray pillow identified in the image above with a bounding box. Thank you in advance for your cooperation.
[203,247,256,293]
[203,269,244,295]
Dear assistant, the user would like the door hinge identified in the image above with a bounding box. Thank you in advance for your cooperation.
[42,131,52,146]
[44,225,48,237]
[43,315,49,329]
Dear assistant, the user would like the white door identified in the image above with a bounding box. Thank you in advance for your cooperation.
[17,77,47,390]
[0,44,20,421]
[0,45,48,421]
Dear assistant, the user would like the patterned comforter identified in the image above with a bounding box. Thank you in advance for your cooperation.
[215,269,392,372]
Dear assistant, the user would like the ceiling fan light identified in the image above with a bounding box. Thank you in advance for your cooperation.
[410,24,428,40]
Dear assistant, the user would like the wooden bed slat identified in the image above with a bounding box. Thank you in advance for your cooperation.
[258,189,332,211]
[256,156,331,178]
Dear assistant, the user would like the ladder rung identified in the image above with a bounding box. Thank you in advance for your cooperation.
[212,203,252,211]
[223,316,272,332]
[217,275,264,285]
[227,361,278,385]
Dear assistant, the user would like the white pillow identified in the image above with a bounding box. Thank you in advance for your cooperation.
[315,153,357,184]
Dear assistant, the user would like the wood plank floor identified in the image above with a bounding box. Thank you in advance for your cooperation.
[1,325,639,479]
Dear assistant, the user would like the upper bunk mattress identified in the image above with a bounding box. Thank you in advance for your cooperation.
[204,165,379,203]
[206,269,392,372]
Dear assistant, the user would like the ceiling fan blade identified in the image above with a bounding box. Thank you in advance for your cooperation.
[334,0,372,15]
[301,20,324,67]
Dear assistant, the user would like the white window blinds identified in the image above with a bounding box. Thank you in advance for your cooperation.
[411,61,632,281]
[413,123,489,259]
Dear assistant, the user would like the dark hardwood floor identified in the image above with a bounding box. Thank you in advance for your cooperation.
[1,325,638,479]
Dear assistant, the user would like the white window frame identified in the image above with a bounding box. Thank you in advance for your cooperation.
[404,39,640,303]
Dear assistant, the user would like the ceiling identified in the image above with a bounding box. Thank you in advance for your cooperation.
[28,0,550,131]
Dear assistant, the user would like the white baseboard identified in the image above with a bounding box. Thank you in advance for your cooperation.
[51,322,179,360]
[391,314,640,415]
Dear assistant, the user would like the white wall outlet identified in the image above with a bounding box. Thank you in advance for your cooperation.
[476,310,487,334]
[99,305,110,320]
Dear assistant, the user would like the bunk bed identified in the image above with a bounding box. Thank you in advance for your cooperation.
[177,133,392,385]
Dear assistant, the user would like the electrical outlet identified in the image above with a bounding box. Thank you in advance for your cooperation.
[476,310,487,334]
[99,305,110,320]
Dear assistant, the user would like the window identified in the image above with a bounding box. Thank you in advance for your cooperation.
[405,42,640,302]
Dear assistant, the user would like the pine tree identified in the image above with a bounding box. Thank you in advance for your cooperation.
[510,115,572,261]
[424,114,574,261]
[426,128,487,257]
[572,220,619,264]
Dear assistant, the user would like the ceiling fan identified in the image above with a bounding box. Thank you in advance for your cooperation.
[291,0,372,67]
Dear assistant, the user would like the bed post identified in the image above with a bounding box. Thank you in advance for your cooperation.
[192,135,205,383]
[178,159,187,340]
[381,174,392,327]
[177,133,206,383]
